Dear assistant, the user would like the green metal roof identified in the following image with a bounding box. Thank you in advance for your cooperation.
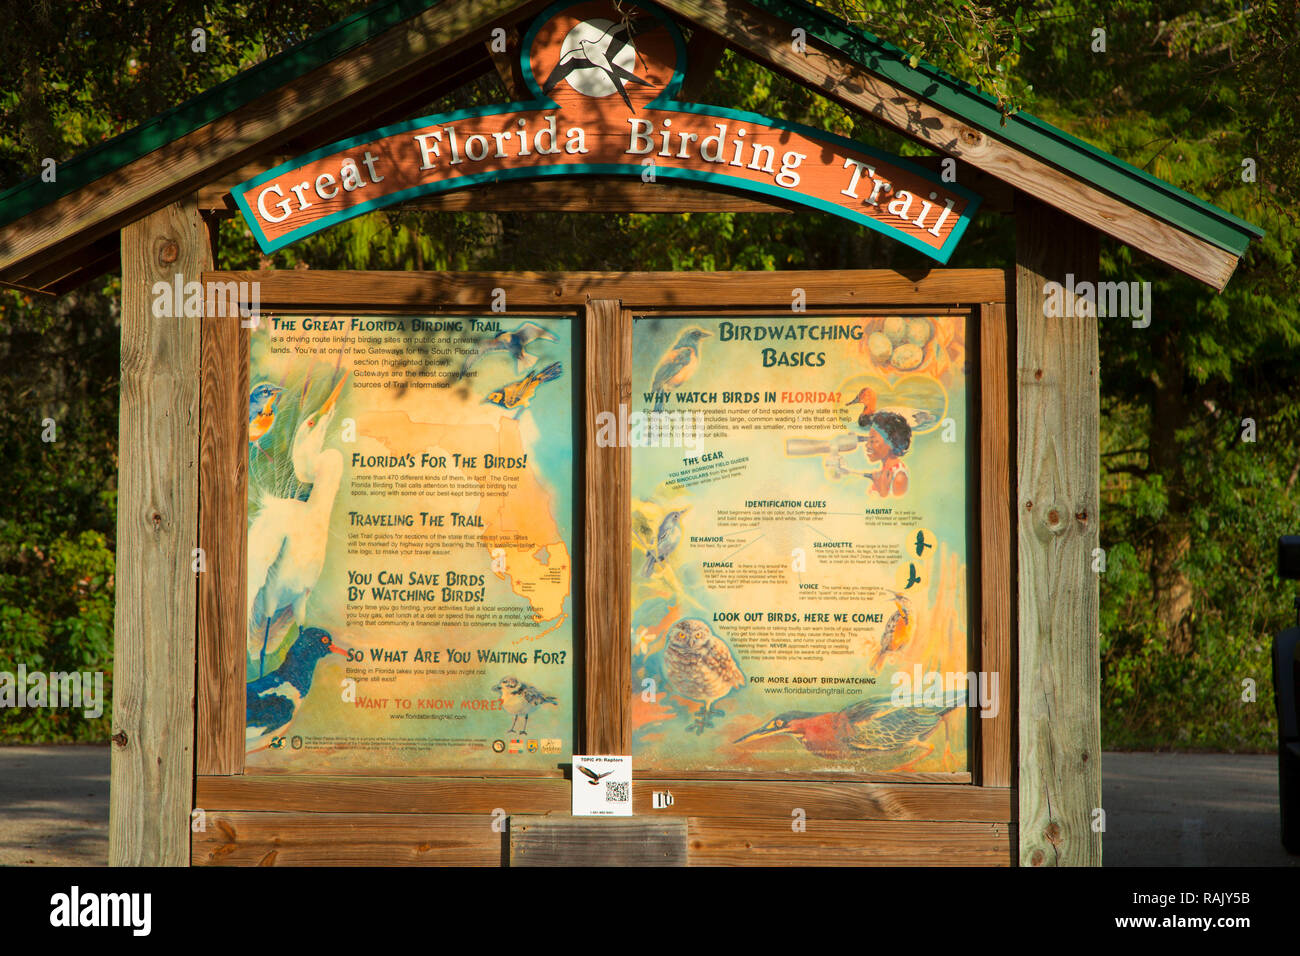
[0,0,1263,258]
[0,0,438,230]
[747,0,1264,255]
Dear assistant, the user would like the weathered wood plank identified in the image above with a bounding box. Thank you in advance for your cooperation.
[687,819,1013,866]
[195,775,1011,820]
[978,300,1014,787]
[196,304,248,775]
[658,0,1238,289]
[192,812,504,866]
[585,300,632,754]
[1014,194,1101,866]
[510,815,688,866]
[110,197,210,866]
[197,776,571,814]
[0,0,552,281]
[206,269,1009,308]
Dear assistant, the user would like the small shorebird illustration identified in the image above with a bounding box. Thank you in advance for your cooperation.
[492,676,558,735]
[542,17,657,110]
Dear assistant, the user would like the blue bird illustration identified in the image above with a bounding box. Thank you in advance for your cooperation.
[461,322,558,377]
[246,626,345,750]
[248,383,283,453]
[642,508,688,577]
[651,327,712,412]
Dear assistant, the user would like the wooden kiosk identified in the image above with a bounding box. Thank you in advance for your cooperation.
[0,0,1261,867]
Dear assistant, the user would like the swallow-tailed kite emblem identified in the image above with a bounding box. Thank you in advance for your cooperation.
[542,17,657,110]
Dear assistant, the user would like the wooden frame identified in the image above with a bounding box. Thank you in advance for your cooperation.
[194,267,1013,865]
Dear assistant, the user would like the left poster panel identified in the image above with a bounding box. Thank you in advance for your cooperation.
[244,314,577,770]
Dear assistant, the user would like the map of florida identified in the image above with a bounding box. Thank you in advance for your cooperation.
[359,410,570,624]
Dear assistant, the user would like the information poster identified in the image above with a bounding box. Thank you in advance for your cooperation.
[629,313,970,773]
[245,313,575,770]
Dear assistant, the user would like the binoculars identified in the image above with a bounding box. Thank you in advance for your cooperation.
[785,433,863,457]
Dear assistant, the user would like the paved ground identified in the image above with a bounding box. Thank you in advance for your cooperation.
[0,747,1297,865]
[0,746,109,866]
[1103,751,1298,866]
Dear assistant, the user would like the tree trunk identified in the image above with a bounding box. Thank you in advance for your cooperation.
[1148,331,1194,654]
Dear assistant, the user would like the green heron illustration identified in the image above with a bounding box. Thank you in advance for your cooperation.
[734,694,961,771]
[870,592,914,670]
[663,618,745,734]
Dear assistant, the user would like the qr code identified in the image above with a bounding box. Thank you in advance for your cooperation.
[605,780,630,803]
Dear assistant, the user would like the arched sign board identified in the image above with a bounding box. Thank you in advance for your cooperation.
[232,0,980,260]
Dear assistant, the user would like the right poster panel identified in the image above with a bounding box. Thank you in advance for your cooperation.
[629,312,971,773]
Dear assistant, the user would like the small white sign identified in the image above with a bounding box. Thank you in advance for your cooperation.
[572,754,633,816]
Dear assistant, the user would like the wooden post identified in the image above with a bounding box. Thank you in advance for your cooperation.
[584,299,632,755]
[110,197,211,865]
[1015,194,1102,866]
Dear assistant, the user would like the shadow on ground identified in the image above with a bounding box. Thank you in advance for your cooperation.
[1103,752,1298,866]
[0,746,109,866]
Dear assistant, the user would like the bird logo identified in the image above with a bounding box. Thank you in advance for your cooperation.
[542,17,657,110]
[650,326,712,412]
[578,765,614,785]
[459,321,558,378]
[663,618,745,734]
[492,675,559,735]
[246,626,346,750]
[870,592,914,670]
[734,693,962,770]
[486,361,563,415]
[914,529,933,557]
